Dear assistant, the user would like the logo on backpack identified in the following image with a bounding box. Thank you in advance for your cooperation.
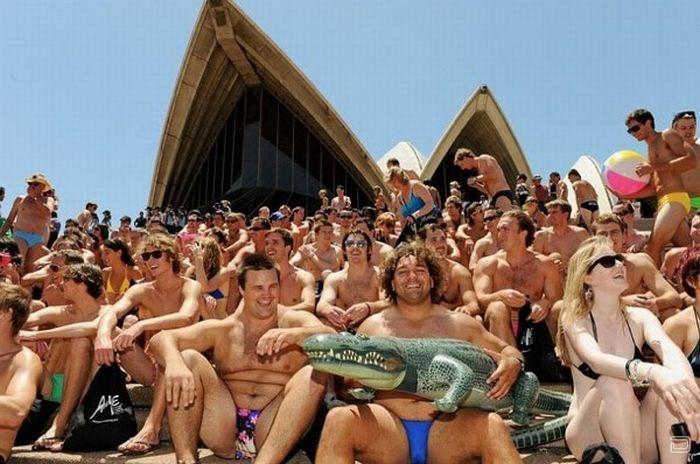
[88,394,126,422]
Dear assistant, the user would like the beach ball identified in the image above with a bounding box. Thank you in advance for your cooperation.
[603,150,650,196]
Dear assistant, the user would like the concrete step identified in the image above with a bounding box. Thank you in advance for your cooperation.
[10,445,312,463]
[128,383,154,408]
[10,444,573,463]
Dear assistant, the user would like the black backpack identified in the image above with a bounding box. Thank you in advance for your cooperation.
[62,364,137,451]
[516,304,571,383]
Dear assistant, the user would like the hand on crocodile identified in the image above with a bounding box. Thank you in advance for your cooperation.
[484,349,521,400]
[434,397,458,414]
[257,328,298,356]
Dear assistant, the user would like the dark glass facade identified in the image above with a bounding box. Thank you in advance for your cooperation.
[183,87,372,215]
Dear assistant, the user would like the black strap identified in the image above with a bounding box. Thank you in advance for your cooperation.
[589,312,598,340]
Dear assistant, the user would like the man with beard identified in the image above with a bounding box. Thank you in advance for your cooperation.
[316,242,523,463]
[148,254,333,464]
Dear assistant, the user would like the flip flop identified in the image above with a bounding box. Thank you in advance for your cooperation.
[118,438,161,455]
[32,436,64,451]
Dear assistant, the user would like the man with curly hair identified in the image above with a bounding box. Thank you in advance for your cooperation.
[316,241,523,464]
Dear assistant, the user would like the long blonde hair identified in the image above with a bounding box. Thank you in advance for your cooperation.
[557,237,624,366]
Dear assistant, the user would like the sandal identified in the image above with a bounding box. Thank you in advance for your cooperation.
[118,438,161,455]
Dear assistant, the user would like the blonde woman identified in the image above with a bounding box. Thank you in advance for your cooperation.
[558,237,700,463]
[188,237,239,319]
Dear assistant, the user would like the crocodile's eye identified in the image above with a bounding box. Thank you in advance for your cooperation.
[340,331,353,337]
[357,334,369,341]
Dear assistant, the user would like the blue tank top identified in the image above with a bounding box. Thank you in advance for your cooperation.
[400,185,426,218]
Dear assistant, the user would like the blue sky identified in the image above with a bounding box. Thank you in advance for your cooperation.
[1,1,698,223]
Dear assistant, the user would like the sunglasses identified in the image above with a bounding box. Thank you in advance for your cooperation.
[344,239,368,249]
[587,254,625,273]
[484,216,499,222]
[49,264,60,272]
[249,226,266,232]
[141,250,164,261]
[225,219,237,223]
[626,125,642,134]
[674,110,696,122]
[340,215,352,219]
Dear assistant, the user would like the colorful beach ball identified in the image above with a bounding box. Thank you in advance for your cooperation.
[603,150,650,196]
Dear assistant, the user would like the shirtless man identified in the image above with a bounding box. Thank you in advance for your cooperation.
[592,214,682,321]
[612,201,648,252]
[474,211,562,345]
[455,202,487,268]
[672,111,700,211]
[264,228,315,312]
[625,108,696,266]
[229,217,269,268]
[333,210,354,245]
[76,202,97,232]
[93,233,203,454]
[148,254,333,464]
[567,169,599,231]
[661,211,700,303]
[441,196,463,239]
[549,171,568,201]
[316,229,385,331]
[353,218,393,267]
[0,174,56,273]
[419,224,480,317]
[453,148,515,212]
[21,249,84,306]
[316,242,523,463]
[19,264,105,451]
[290,206,309,250]
[223,212,248,260]
[0,283,42,463]
[533,199,589,275]
[330,185,351,210]
[469,207,502,271]
[291,220,343,296]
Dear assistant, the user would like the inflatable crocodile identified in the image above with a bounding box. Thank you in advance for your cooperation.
[302,332,571,449]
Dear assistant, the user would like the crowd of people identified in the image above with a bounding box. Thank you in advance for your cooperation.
[0,108,698,463]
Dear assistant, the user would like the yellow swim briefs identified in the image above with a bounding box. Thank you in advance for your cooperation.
[658,192,691,214]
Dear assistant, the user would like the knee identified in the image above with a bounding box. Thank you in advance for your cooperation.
[322,407,356,438]
[181,349,208,370]
[70,337,93,356]
[484,301,509,323]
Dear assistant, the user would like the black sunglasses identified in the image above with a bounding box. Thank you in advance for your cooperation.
[141,250,164,261]
[587,254,625,273]
[627,125,642,135]
[673,110,696,123]
[249,226,266,232]
[484,216,499,222]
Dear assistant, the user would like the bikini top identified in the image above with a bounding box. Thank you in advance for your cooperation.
[687,310,700,378]
[400,184,426,218]
[575,312,644,380]
[106,270,131,296]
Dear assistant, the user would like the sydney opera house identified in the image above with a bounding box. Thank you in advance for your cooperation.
[148,0,533,215]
